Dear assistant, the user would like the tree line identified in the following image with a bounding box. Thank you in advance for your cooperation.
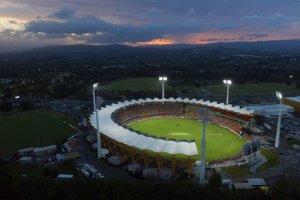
[1,160,299,200]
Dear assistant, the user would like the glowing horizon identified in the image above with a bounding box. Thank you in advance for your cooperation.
[1,1,300,52]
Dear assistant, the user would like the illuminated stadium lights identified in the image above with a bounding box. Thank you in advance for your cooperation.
[223,79,232,105]
[159,76,168,100]
[92,83,102,158]
[275,91,283,148]
[276,91,282,100]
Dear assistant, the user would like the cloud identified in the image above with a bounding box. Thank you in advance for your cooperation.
[1,1,300,52]
[245,33,269,38]
[48,7,76,19]
[241,13,298,28]
[186,8,196,15]
[24,8,209,44]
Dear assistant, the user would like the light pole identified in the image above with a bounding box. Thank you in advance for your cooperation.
[200,108,207,185]
[275,91,283,148]
[93,83,102,158]
[223,79,232,105]
[159,76,167,100]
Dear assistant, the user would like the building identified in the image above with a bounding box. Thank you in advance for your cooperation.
[284,96,300,113]
[56,174,74,180]
[247,104,294,118]
[233,178,267,189]
[56,151,80,162]
[33,145,57,156]
[18,156,34,164]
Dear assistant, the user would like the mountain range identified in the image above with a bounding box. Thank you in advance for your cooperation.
[1,39,300,60]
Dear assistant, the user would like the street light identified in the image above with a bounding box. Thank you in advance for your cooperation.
[223,79,232,105]
[275,91,283,148]
[159,76,167,100]
[92,83,102,158]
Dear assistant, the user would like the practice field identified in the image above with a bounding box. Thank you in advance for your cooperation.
[102,77,300,96]
[0,111,76,155]
[129,118,245,161]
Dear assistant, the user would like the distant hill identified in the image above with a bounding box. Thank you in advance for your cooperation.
[1,39,300,61]
[0,44,170,60]
[0,44,255,61]
[145,39,300,53]
[208,39,300,53]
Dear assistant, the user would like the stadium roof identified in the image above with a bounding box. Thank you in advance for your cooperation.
[90,97,254,156]
[246,104,294,117]
[285,96,300,103]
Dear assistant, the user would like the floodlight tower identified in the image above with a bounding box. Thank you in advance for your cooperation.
[93,83,102,158]
[275,91,283,148]
[223,79,232,105]
[200,108,207,185]
[159,76,167,100]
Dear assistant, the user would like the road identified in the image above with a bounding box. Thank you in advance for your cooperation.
[73,131,134,181]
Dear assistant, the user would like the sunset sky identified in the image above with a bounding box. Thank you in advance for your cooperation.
[1,0,300,52]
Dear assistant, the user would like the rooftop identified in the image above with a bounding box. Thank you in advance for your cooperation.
[285,96,300,103]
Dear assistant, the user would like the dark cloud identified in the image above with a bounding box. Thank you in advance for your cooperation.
[245,33,269,38]
[1,0,300,52]
[24,8,209,43]
[48,7,76,19]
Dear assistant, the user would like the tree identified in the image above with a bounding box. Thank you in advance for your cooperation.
[0,157,10,178]
[20,101,33,110]
[0,102,12,112]
[207,169,222,190]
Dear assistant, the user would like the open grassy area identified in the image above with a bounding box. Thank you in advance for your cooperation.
[0,111,76,155]
[102,77,172,92]
[256,147,280,172]
[223,165,251,178]
[6,162,77,177]
[102,77,299,96]
[129,118,245,161]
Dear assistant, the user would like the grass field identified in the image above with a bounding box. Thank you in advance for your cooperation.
[223,165,250,178]
[0,111,76,155]
[102,77,171,92]
[256,147,280,172]
[129,118,245,161]
[102,77,300,96]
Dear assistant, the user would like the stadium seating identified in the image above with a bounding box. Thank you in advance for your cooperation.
[112,102,250,137]
[106,101,253,165]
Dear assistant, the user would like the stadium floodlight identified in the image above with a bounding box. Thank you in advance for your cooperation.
[159,76,168,100]
[93,83,98,89]
[200,108,207,185]
[223,79,232,105]
[275,91,283,148]
[92,83,102,159]
[276,91,282,100]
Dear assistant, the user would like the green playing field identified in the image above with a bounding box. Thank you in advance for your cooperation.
[129,118,245,161]
[0,111,76,155]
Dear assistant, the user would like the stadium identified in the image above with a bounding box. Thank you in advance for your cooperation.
[90,98,255,176]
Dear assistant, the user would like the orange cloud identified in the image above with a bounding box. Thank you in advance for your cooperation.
[134,38,175,46]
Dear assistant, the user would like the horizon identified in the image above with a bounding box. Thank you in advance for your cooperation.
[1,1,300,53]
[2,38,300,54]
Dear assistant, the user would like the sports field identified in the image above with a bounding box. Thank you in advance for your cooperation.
[129,118,245,161]
[102,77,300,96]
[0,111,76,155]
